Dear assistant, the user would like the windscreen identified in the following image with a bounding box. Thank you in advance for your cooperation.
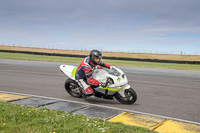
[103,68,121,76]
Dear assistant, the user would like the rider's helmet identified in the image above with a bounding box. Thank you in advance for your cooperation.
[89,50,102,65]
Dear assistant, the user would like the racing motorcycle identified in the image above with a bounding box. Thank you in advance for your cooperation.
[59,65,137,104]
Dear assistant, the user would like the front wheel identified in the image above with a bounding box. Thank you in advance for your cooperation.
[65,78,82,98]
[115,88,137,104]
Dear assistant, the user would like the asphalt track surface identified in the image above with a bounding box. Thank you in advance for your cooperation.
[0,59,200,123]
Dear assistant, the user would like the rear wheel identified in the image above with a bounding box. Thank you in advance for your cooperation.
[65,78,82,98]
[115,88,137,104]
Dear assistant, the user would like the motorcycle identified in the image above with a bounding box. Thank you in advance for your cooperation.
[59,65,137,104]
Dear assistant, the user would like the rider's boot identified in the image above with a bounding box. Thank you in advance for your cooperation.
[79,86,94,97]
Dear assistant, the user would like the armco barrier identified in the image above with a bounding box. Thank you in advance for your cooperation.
[0,49,200,64]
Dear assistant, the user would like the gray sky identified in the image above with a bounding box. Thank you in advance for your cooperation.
[0,0,200,54]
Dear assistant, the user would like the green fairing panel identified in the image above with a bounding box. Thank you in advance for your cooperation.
[99,86,121,91]
[72,67,77,78]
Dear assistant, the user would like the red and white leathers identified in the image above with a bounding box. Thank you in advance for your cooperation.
[75,56,110,95]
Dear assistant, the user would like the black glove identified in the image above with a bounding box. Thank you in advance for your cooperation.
[99,82,107,88]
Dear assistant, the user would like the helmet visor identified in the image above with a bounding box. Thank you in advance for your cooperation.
[94,55,102,64]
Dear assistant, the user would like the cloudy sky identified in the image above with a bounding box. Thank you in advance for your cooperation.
[0,0,200,54]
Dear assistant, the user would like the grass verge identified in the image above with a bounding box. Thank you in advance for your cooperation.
[0,52,200,71]
[0,101,155,133]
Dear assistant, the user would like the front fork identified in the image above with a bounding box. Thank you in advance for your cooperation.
[117,84,131,97]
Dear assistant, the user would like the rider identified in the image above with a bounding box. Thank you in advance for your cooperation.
[75,49,111,96]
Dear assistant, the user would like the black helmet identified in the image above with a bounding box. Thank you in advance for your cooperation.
[89,50,102,65]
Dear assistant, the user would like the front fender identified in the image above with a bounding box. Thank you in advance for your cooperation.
[117,84,131,97]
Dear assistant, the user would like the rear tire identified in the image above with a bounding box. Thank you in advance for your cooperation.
[115,88,137,104]
[65,78,82,98]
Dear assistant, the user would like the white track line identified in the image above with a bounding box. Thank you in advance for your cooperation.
[1,90,200,125]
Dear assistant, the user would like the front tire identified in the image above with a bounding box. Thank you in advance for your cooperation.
[65,78,82,98]
[115,88,137,104]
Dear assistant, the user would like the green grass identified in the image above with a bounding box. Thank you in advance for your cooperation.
[0,52,200,71]
[104,59,200,71]
[0,101,155,133]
